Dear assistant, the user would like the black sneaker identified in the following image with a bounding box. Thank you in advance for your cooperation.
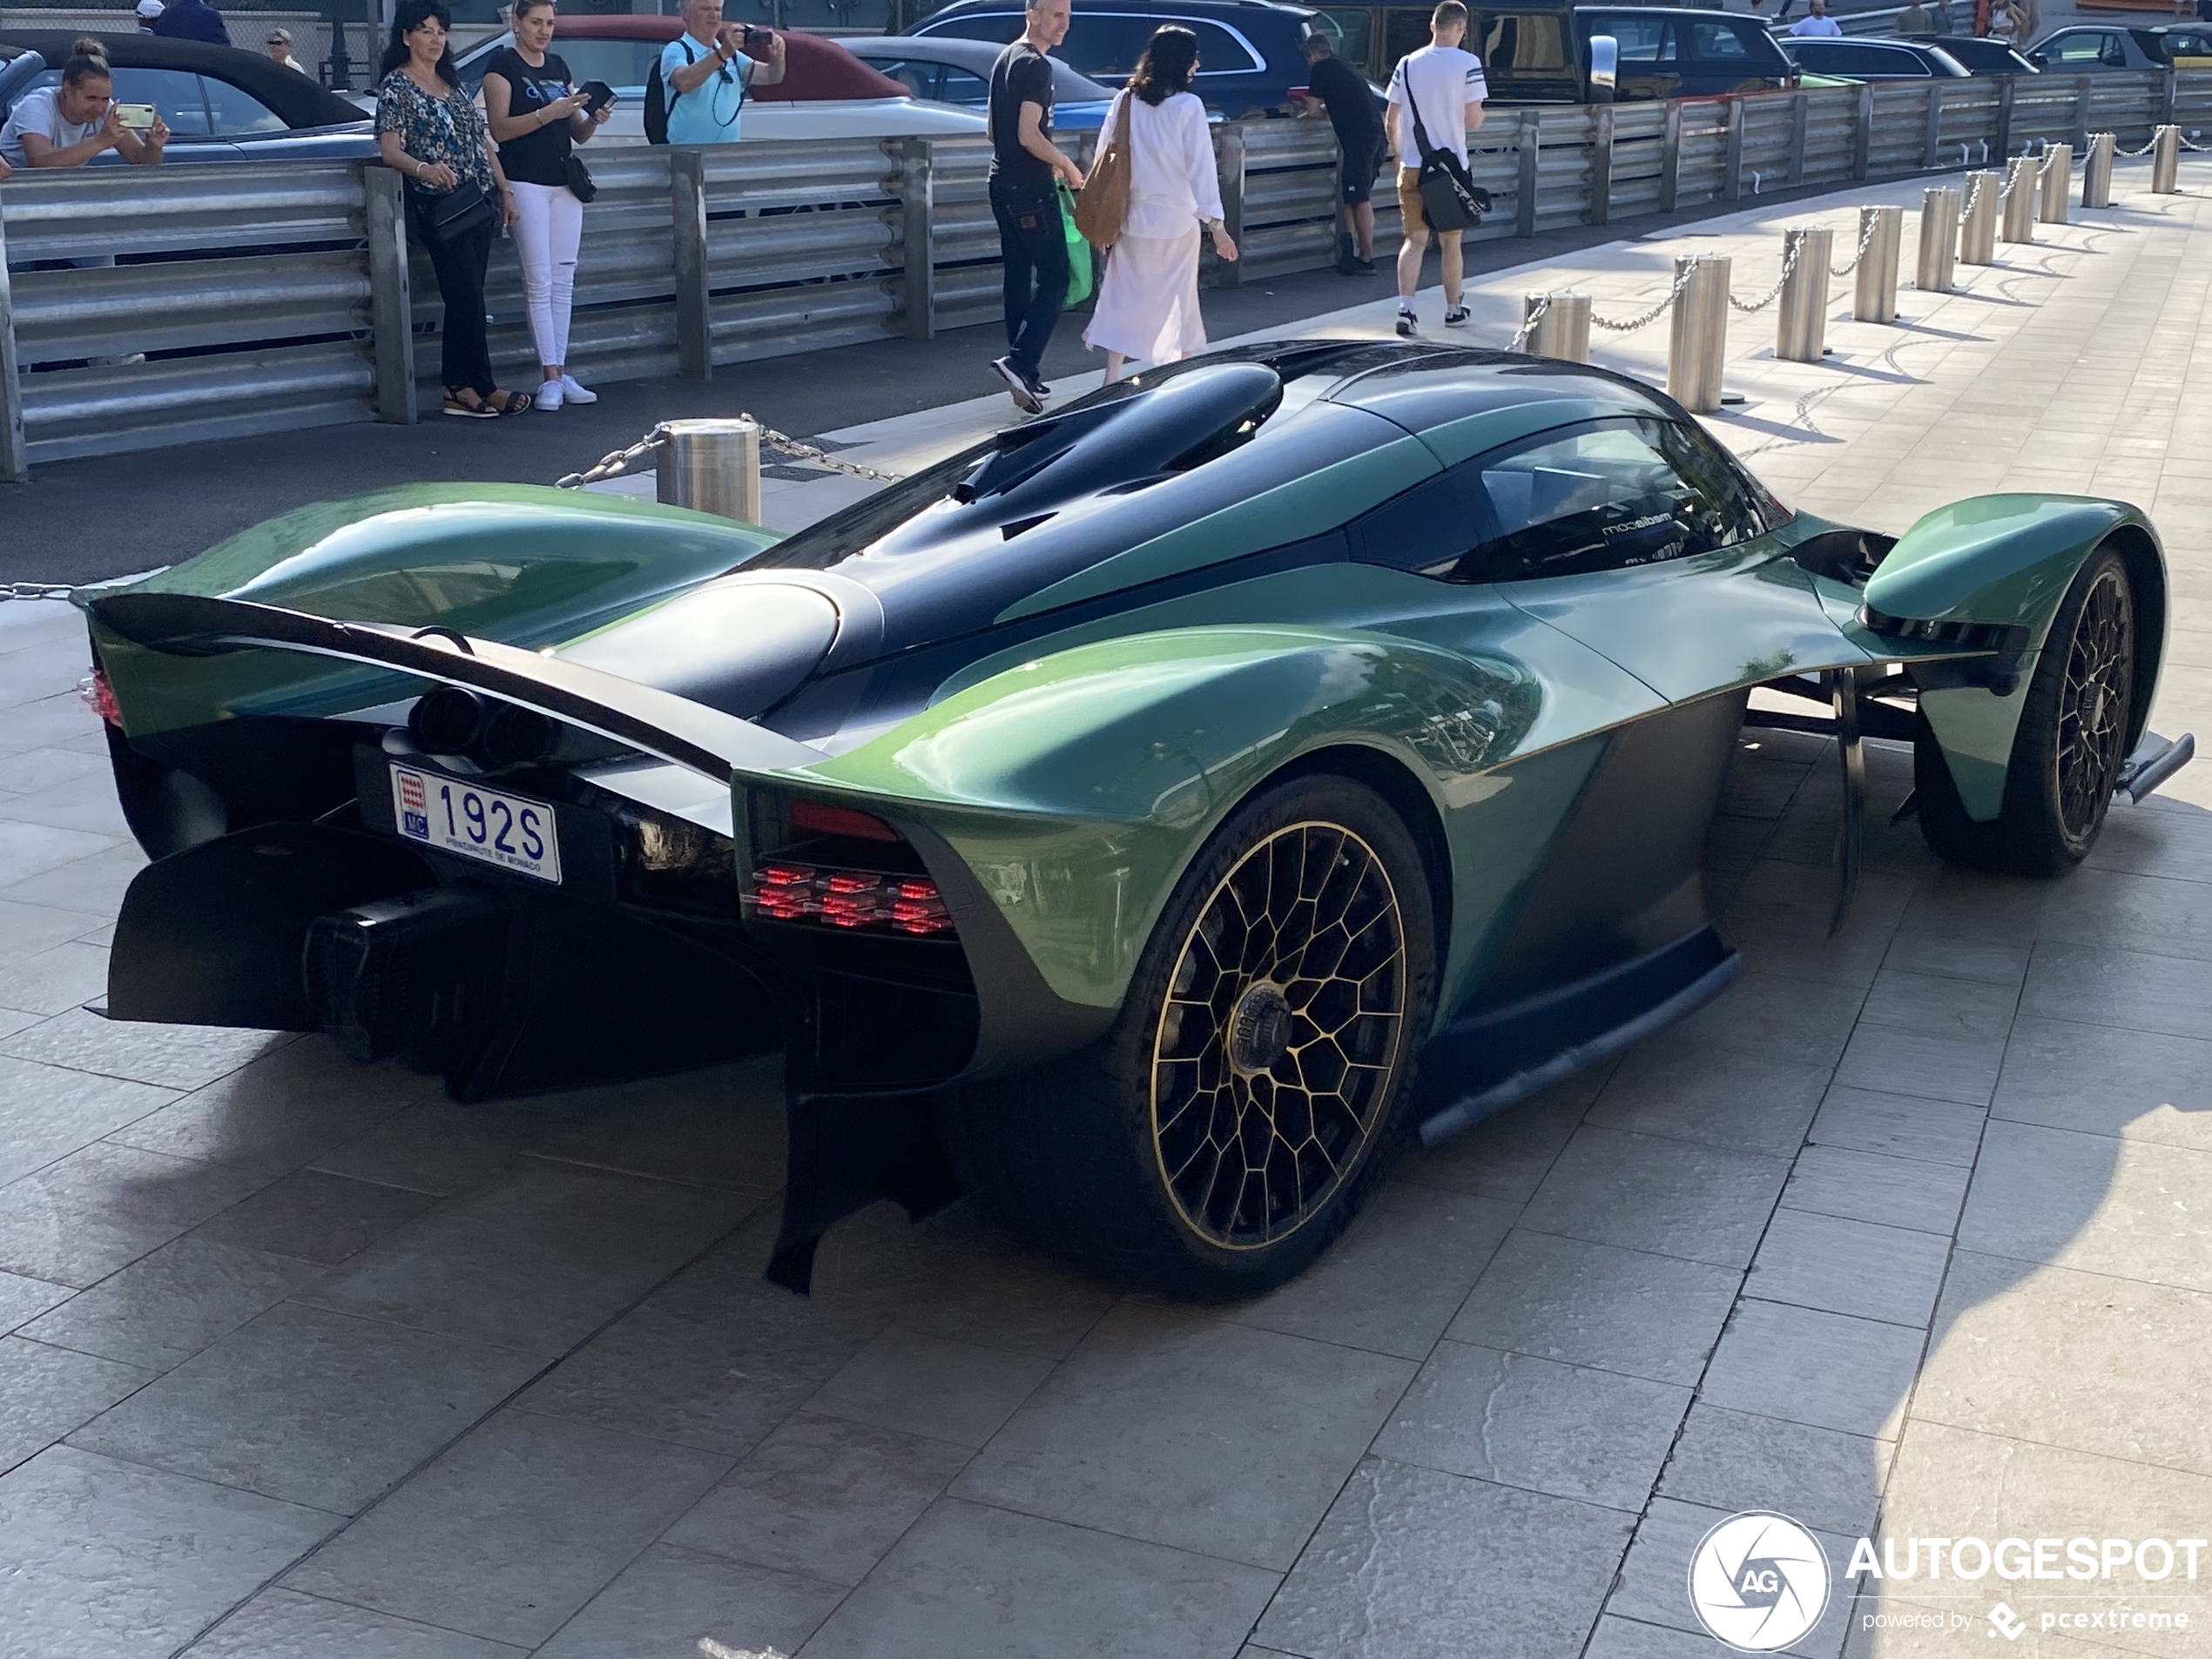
[1394,309,1418,338]
[1356,257,1377,274]
[992,355,1043,415]
[1444,306,1470,328]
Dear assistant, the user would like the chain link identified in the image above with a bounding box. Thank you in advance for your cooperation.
[1507,293,1550,354]
[1588,260,1700,334]
[556,420,905,492]
[0,583,75,604]
[1830,214,1881,278]
[2112,134,2158,157]
[2181,132,2208,152]
[1728,229,1805,315]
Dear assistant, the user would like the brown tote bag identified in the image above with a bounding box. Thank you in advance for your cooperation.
[1074,91,1132,248]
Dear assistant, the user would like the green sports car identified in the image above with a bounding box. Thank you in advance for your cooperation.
[82,340,2195,1296]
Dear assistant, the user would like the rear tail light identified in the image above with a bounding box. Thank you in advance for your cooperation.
[749,860,954,936]
[78,667,122,728]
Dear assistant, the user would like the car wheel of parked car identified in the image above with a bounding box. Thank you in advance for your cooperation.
[1915,543,2136,875]
[951,774,1435,1298]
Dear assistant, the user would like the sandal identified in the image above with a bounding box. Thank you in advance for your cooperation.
[486,388,533,415]
[442,388,498,420]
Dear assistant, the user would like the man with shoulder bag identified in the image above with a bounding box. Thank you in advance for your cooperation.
[1386,0,1487,337]
[649,0,786,145]
[986,0,1084,413]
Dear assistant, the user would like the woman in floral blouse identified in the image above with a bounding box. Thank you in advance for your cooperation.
[375,0,532,415]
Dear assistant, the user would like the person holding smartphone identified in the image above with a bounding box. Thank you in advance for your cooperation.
[0,40,168,170]
[483,0,612,411]
[660,0,785,145]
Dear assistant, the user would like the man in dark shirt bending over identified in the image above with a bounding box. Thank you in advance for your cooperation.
[988,0,1083,413]
[1300,33,1385,273]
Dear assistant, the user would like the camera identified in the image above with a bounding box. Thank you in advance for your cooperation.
[739,23,769,47]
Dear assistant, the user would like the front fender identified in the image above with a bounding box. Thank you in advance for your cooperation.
[800,625,1541,1013]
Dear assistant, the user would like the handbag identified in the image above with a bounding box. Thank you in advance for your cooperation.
[563,152,597,204]
[418,178,496,245]
[1407,91,1489,234]
[1073,91,1132,249]
[1059,182,1096,306]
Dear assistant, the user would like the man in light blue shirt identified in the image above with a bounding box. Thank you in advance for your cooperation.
[661,0,786,144]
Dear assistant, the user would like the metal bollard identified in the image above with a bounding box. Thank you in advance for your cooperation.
[1776,227,1831,363]
[1667,255,1730,415]
[2153,124,2180,193]
[2001,155,2039,243]
[1959,171,2001,265]
[2083,132,2114,209]
[1526,293,1592,363]
[2039,142,2072,224]
[655,418,763,523]
[1919,186,1959,293]
[1853,204,1903,323]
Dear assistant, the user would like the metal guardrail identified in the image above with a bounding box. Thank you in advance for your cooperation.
[1,67,2204,479]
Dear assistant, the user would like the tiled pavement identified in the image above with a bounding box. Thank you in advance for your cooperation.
[3,159,2212,1658]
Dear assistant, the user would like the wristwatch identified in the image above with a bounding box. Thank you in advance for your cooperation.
[1202,216,1225,232]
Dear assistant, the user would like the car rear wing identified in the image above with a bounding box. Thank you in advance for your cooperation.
[89,592,825,783]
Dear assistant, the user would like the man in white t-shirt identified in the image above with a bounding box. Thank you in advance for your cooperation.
[1386,1,1487,336]
[1790,0,1843,36]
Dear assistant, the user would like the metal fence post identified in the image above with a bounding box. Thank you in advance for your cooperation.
[1723,97,1744,203]
[2153,123,2180,192]
[1776,227,1830,362]
[1659,100,1683,213]
[1787,94,1808,187]
[1667,255,1729,414]
[1851,81,1873,183]
[1922,82,1946,171]
[363,165,415,427]
[1517,110,1540,237]
[1216,123,1245,289]
[671,148,711,378]
[1918,185,1959,292]
[2039,141,2071,224]
[1959,168,2000,262]
[2071,76,2093,154]
[0,201,25,482]
[2083,132,2114,208]
[2000,153,2037,242]
[1590,104,1615,227]
[1995,77,2015,161]
[899,137,935,341]
[656,418,760,522]
[1853,203,1902,323]
[2161,69,2178,128]
[1527,293,1590,361]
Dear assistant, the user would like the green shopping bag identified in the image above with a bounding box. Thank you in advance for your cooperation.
[1058,183,1096,307]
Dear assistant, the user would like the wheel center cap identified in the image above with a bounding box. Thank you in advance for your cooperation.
[1229,982,1292,1074]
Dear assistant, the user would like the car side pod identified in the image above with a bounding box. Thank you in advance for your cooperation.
[2116,731,2196,804]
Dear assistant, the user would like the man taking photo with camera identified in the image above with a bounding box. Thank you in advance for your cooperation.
[659,0,786,145]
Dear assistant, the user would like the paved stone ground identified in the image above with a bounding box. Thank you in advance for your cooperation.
[1,157,2209,1659]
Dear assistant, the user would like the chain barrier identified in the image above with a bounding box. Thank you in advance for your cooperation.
[1964,171,1991,217]
[1507,293,1550,354]
[1830,213,1882,278]
[2181,132,2208,152]
[1728,229,1805,314]
[1588,260,1701,334]
[0,583,75,604]
[2112,135,2158,157]
[556,419,905,491]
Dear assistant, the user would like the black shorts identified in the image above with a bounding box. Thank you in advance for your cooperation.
[1339,131,1387,206]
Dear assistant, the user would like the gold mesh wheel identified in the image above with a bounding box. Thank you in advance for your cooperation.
[2054,563,2134,843]
[1149,821,1409,1251]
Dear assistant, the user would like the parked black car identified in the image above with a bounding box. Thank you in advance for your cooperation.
[1781,37,1971,80]
[0,33,371,160]
[2027,24,2212,71]
[902,0,1319,114]
[1571,8,1798,102]
[1901,33,2039,74]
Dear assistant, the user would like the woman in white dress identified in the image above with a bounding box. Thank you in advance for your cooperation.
[1082,26,1238,383]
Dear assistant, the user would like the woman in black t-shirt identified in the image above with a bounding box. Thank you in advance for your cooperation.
[483,0,611,410]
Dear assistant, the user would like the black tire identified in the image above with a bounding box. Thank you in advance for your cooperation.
[949,775,1437,1299]
[1915,543,2136,876]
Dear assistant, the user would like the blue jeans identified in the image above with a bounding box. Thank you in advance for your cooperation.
[990,181,1068,381]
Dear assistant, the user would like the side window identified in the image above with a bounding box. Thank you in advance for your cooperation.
[1686,21,1752,60]
[2105,34,2131,64]
[867,58,935,98]
[1462,418,1766,583]
[2047,32,2108,64]
[1602,17,1668,61]
[1057,15,1165,76]
[938,64,991,103]
[919,13,1022,44]
[109,65,212,137]
[1312,9,1373,69]
[1184,21,1264,74]
[1480,14,1568,71]
[1351,470,1483,577]
[202,75,287,135]
[1385,7,1433,66]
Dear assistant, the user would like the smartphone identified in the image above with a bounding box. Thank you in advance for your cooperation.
[112,102,157,129]
[579,79,616,115]
[739,23,770,48]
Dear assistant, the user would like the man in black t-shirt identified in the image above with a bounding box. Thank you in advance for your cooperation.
[986,0,1083,414]
[1299,34,1386,274]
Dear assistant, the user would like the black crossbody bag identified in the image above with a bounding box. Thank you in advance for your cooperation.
[1407,83,1490,233]
[419,178,496,244]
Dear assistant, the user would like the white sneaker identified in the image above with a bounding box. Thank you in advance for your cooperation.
[535,378,563,412]
[558,374,597,406]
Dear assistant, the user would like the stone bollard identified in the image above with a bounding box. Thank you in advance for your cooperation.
[656,419,763,523]
[2001,155,2039,244]
[1959,170,2001,265]
[2039,142,2072,224]
[1525,293,1592,362]
[1667,256,1730,415]
[2152,125,2180,193]
[1776,227,1831,363]
[2083,132,2114,209]
[1919,186,1959,293]
[1853,204,1903,323]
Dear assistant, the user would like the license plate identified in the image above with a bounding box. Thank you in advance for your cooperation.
[389,764,562,884]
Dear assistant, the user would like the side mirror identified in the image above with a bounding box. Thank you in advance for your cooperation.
[2028,49,2047,66]
[1588,34,1619,102]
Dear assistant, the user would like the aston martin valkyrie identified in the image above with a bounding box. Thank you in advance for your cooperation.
[80,340,2194,1296]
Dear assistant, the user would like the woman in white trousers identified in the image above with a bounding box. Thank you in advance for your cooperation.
[482,0,610,409]
[1082,25,1238,382]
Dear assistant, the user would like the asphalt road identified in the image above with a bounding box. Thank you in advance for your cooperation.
[0,175,1956,588]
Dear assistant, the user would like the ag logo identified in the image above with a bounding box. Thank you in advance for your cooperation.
[1687,1511,1831,1652]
